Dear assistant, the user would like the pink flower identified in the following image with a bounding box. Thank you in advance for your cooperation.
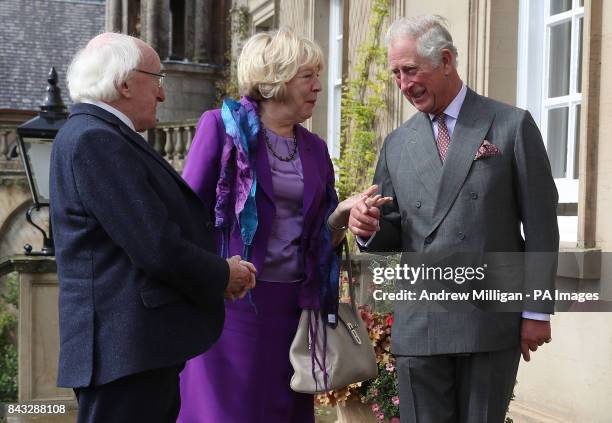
[386,314,394,327]
[376,412,385,421]
[386,362,395,372]
[371,403,380,413]
[391,418,400,423]
[392,396,400,405]
[370,387,378,396]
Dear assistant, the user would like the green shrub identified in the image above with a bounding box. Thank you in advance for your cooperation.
[0,273,18,402]
[336,0,390,202]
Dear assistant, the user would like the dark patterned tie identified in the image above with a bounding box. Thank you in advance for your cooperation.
[436,113,451,163]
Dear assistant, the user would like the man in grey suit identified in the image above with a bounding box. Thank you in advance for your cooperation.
[347,16,559,423]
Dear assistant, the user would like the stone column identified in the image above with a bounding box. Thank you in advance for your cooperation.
[159,0,171,60]
[139,0,148,40]
[184,0,196,61]
[0,257,75,406]
[193,0,212,63]
[145,0,169,58]
[0,130,9,160]
[105,0,122,32]
[121,0,129,33]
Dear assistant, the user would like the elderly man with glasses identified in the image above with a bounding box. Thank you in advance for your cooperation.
[49,32,256,423]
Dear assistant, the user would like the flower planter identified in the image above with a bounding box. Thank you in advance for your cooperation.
[317,303,399,422]
[336,401,387,423]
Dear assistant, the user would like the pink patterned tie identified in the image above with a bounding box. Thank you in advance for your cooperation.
[436,113,450,163]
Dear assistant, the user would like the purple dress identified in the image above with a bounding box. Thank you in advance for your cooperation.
[177,129,315,423]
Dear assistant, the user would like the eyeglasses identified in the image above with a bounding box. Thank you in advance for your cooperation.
[133,69,166,88]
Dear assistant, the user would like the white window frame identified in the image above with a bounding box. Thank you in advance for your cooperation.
[517,0,584,205]
[327,0,343,159]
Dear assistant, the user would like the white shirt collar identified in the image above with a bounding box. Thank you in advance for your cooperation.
[81,99,136,132]
[428,83,467,122]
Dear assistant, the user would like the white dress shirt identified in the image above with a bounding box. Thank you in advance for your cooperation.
[428,83,467,139]
[81,100,136,132]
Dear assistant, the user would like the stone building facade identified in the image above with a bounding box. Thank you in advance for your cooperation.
[0,0,105,259]
[105,0,231,122]
[0,0,232,259]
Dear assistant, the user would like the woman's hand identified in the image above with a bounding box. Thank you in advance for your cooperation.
[346,185,393,239]
[328,185,393,245]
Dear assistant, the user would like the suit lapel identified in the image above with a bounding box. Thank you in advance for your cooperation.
[429,89,494,235]
[254,126,317,229]
[297,126,317,224]
[403,113,442,200]
[255,130,275,203]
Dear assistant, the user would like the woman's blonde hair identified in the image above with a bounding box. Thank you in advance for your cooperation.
[237,27,324,101]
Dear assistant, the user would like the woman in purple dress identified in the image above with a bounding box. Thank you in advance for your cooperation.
[176,28,381,422]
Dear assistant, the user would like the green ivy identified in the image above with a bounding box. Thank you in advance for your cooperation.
[216,6,251,105]
[336,0,390,201]
[0,273,18,402]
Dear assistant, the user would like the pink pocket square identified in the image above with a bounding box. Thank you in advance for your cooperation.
[474,140,501,160]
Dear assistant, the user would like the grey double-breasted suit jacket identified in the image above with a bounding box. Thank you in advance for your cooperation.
[367,88,559,356]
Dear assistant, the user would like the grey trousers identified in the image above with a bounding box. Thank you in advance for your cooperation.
[396,346,520,423]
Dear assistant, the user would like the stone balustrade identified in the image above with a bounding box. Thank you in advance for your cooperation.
[1,127,14,160]
[0,126,24,177]
[1,120,202,177]
[146,119,199,173]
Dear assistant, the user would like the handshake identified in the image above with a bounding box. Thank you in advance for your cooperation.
[225,255,257,300]
[329,184,393,239]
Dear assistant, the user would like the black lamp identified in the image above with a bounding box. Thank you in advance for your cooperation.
[16,67,68,256]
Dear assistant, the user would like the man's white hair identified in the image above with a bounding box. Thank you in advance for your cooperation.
[385,15,458,66]
[67,33,143,103]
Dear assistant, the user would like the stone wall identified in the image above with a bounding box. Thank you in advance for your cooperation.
[0,177,42,259]
[0,124,46,259]
[106,0,230,120]
[156,62,223,122]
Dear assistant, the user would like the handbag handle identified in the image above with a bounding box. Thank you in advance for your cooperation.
[340,237,358,315]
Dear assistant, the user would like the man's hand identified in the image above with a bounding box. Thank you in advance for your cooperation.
[225,256,256,300]
[347,185,392,239]
[330,185,392,233]
[520,318,552,361]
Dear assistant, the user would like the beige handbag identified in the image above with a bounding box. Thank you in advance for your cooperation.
[289,239,378,394]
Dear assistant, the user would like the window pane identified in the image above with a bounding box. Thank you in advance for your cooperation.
[577,17,583,93]
[548,21,571,97]
[550,0,571,15]
[547,107,569,178]
[579,0,584,7]
[574,105,581,179]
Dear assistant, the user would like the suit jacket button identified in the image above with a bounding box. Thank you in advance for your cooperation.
[424,236,433,244]
[457,232,466,240]
[415,201,422,208]
[470,192,478,200]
